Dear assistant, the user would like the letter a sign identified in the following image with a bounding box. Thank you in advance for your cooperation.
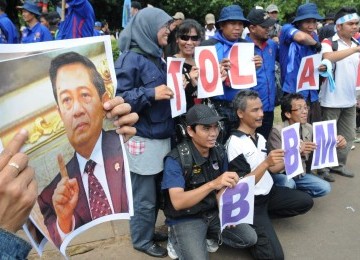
[296,54,321,92]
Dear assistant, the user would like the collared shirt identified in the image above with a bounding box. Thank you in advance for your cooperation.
[57,132,114,239]
[226,131,273,195]
[279,24,319,102]
[0,13,19,43]
[319,34,359,108]
[77,132,114,214]
[21,22,53,43]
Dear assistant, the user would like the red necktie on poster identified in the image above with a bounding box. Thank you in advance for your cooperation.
[85,160,112,219]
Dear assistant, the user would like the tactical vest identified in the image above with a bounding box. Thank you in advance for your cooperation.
[163,140,225,219]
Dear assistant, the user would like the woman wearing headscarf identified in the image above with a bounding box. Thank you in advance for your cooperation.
[115,7,174,258]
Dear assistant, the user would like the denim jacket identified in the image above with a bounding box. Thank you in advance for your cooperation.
[0,228,32,259]
[115,51,174,139]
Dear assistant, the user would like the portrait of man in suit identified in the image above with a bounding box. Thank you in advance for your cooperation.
[37,51,129,248]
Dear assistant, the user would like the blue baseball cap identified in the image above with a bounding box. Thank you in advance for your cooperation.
[95,21,102,27]
[17,1,41,16]
[216,5,249,25]
[292,3,323,24]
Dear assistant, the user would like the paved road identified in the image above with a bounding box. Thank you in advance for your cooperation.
[27,142,360,259]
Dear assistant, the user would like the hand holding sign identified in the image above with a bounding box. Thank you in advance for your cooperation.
[265,149,284,167]
[336,135,346,149]
[300,141,317,156]
[155,84,174,100]
[212,171,239,190]
[220,58,230,82]
[253,55,263,69]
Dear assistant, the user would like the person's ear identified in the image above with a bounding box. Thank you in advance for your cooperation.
[285,111,292,120]
[236,109,244,119]
[186,125,194,137]
[101,91,111,104]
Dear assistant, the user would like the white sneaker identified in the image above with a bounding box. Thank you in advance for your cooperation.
[206,239,219,253]
[167,239,178,259]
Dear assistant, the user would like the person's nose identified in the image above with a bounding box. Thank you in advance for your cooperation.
[72,99,86,117]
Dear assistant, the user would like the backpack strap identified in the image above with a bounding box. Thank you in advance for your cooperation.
[328,37,359,51]
[177,141,193,176]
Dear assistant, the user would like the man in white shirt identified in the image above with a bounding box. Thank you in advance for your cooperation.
[226,90,313,259]
[319,7,360,178]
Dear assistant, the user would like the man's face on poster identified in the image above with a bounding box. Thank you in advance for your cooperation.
[56,63,105,151]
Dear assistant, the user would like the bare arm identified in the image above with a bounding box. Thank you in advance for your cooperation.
[293,30,318,46]
[323,45,360,63]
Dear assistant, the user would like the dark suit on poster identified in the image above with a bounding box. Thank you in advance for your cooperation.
[37,130,129,247]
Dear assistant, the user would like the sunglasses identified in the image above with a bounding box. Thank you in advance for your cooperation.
[179,35,200,41]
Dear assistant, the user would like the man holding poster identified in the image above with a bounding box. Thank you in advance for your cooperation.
[226,90,313,259]
[162,104,257,260]
[268,93,338,193]
[319,7,360,179]
[201,5,262,142]
[38,52,132,247]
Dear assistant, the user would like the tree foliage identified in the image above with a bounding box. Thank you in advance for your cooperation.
[6,0,360,31]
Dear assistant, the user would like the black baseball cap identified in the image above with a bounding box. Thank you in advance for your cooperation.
[247,8,276,27]
[186,104,224,126]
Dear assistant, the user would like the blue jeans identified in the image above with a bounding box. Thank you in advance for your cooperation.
[169,211,257,260]
[129,172,160,250]
[272,173,331,198]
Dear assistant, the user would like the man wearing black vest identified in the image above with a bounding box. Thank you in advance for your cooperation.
[161,104,257,259]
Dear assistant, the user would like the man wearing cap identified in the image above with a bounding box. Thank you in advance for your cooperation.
[279,3,326,124]
[164,12,185,58]
[56,0,96,40]
[94,21,103,36]
[318,7,360,180]
[266,4,282,43]
[0,0,19,43]
[200,5,262,143]
[204,13,216,40]
[162,104,257,259]
[245,8,279,139]
[18,1,52,43]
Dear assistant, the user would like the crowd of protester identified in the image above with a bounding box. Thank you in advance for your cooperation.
[1,0,360,259]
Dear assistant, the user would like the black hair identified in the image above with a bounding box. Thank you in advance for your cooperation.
[176,19,204,41]
[232,90,259,112]
[280,93,305,121]
[131,1,141,10]
[49,52,106,104]
[335,7,358,23]
[0,0,6,12]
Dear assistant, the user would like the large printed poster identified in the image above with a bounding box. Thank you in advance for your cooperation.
[0,37,133,256]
